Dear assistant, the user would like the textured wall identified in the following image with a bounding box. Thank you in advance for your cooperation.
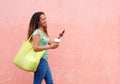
[0,0,120,84]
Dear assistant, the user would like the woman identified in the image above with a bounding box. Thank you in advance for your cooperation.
[27,12,60,84]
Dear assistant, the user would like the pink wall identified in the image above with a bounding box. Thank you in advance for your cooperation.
[0,0,120,84]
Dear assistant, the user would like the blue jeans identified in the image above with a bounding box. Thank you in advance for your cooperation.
[33,58,53,84]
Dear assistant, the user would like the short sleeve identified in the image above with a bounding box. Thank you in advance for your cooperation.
[32,29,41,38]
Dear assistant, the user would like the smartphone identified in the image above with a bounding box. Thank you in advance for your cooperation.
[58,29,65,39]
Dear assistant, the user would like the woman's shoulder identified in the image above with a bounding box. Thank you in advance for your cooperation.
[34,28,41,32]
[32,28,41,36]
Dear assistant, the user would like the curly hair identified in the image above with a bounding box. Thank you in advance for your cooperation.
[27,12,48,41]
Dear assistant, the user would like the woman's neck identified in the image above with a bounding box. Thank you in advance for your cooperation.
[38,27,46,34]
[39,26,44,31]
[38,26,48,37]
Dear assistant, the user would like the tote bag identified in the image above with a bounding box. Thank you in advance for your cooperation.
[13,32,45,72]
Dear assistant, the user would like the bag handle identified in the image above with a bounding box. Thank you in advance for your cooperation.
[27,34,33,42]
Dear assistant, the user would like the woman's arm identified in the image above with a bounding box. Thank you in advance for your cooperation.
[32,35,58,51]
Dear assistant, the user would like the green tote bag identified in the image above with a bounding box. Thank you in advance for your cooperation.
[13,32,45,72]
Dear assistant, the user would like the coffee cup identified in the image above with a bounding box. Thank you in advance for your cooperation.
[54,38,61,44]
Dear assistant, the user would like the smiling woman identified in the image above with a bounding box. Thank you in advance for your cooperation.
[27,11,62,84]
[1,0,120,84]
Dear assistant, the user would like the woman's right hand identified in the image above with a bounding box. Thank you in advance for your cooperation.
[49,42,59,49]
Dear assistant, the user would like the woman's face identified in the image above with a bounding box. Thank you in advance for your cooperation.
[39,14,47,27]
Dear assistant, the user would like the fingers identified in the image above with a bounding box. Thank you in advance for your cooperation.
[51,43,59,49]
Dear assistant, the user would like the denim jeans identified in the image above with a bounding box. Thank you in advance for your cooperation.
[33,58,53,84]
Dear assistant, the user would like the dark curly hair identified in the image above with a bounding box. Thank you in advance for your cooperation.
[27,12,48,41]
